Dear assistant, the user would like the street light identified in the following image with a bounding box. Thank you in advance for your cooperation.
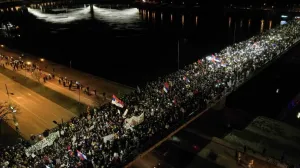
[297,112,300,119]
[40,58,44,62]
[26,61,31,65]
[1,45,4,48]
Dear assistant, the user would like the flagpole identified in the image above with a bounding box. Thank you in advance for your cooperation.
[5,84,9,101]
[177,39,180,70]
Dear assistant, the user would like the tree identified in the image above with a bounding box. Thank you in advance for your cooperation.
[32,70,42,83]
[0,101,19,128]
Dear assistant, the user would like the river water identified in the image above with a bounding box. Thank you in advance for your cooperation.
[0,4,289,87]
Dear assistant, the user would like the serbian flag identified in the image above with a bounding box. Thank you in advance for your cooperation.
[111,95,124,108]
[197,59,202,64]
[212,54,221,63]
[211,54,216,63]
[183,76,190,83]
[77,150,87,160]
[163,82,169,93]
[67,145,73,156]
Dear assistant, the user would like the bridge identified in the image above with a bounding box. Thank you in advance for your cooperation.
[122,22,300,167]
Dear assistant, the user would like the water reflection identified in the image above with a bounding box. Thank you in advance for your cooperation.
[260,19,264,33]
[195,16,198,26]
[240,19,243,28]
[161,13,163,21]
[269,20,272,30]
[228,17,231,28]
[248,19,251,28]
[152,11,156,24]
[92,6,141,29]
[171,14,173,23]
[181,15,184,26]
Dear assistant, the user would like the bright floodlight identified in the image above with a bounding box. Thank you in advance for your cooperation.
[27,7,90,23]
[92,6,140,29]
[297,112,300,119]
[276,89,279,93]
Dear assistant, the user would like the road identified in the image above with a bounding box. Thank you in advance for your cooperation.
[0,47,134,99]
[0,73,76,140]
[0,58,108,107]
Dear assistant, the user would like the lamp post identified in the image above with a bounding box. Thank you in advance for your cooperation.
[5,84,9,100]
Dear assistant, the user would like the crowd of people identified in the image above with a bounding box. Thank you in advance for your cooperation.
[0,20,300,168]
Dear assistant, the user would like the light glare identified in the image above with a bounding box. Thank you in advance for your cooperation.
[27,7,90,23]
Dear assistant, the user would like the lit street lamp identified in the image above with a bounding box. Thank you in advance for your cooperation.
[40,58,45,62]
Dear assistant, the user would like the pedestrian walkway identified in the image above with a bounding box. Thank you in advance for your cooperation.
[0,47,134,107]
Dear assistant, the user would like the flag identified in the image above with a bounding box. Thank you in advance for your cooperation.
[67,146,73,156]
[163,82,169,93]
[111,95,124,108]
[212,54,221,63]
[77,150,87,160]
[197,59,202,64]
[183,76,190,83]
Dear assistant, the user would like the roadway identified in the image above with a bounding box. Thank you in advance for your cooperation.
[0,47,134,99]
[0,73,76,140]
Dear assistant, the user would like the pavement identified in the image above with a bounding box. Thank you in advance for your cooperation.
[0,47,134,107]
[0,73,76,140]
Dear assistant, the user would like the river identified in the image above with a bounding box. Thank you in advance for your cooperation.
[0,4,291,87]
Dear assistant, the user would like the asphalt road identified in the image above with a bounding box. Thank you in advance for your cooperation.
[0,73,76,140]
